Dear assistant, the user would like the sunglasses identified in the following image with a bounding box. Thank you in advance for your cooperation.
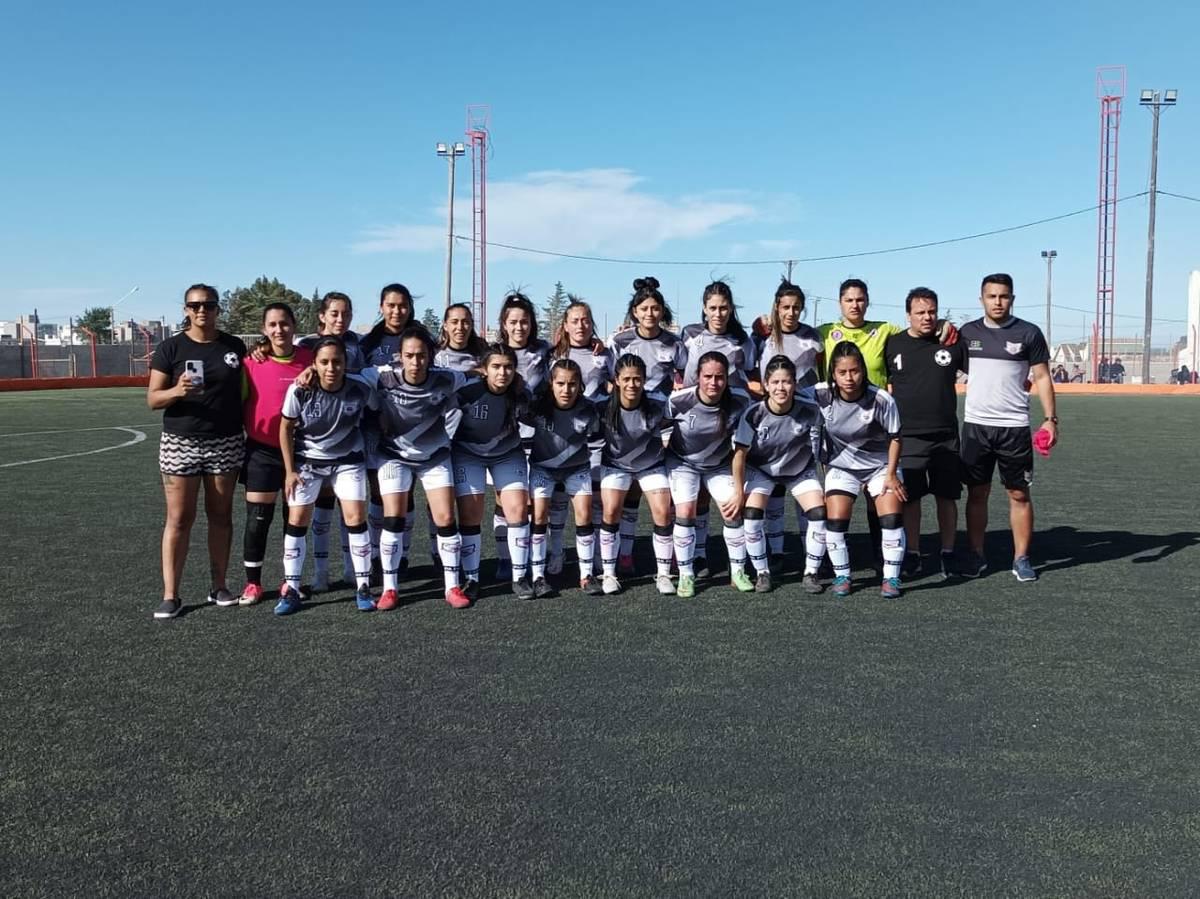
[185,301,219,312]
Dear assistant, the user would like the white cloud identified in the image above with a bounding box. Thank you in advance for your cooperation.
[352,168,761,262]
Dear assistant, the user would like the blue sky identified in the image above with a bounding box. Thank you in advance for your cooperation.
[1,0,1197,345]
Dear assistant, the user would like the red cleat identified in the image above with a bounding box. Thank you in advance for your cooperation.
[445,586,471,609]
[376,588,399,612]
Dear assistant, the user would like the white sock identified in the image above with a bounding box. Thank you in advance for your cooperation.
[494,511,510,563]
[437,531,461,590]
[368,501,384,562]
[652,528,674,577]
[882,526,906,580]
[462,530,481,582]
[674,523,696,577]
[348,528,372,591]
[804,520,827,575]
[530,525,548,580]
[283,531,306,591]
[695,514,709,562]
[723,523,747,575]
[744,517,770,574]
[619,505,638,557]
[508,521,530,581]
[548,493,569,557]
[766,493,785,555]
[827,526,850,578]
[311,506,332,579]
[381,527,402,592]
[600,524,620,577]
[576,527,595,579]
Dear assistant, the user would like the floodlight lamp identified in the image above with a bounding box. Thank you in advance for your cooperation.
[436,142,449,155]
[453,142,465,154]
[1164,89,1178,104]
[1139,89,1154,104]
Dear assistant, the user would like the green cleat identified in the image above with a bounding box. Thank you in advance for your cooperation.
[731,569,755,593]
[676,574,696,598]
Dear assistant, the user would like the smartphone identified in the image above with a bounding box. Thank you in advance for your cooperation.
[184,360,205,386]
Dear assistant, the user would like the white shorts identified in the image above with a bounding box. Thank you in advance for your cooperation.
[291,461,368,506]
[825,465,901,499]
[529,465,592,500]
[599,464,670,494]
[377,457,455,495]
[667,460,737,506]
[745,464,823,500]
[453,449,528,497]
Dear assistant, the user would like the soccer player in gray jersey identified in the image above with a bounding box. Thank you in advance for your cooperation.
[665,351,754,597]
[521,360,603,597]
[599,354,678,595]
[434,303,487,373]
[733,356,828,594]
[276,337,379,615]
[680,281,761,398]
[361,326,471,610]
[816,342,907,599]
[451,345,534,599]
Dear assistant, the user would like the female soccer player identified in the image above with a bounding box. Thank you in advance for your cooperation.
[522,359,602,597]
[815,341,907,599]
[147,284,248,620]
[681,281,761,397]
[275,336,378,616]
[598,354,676,596]
[608,277,687,573]
[365,326,471,610]
[732,355,827,594]
[435,303,488,373]
[665,351,752,598]
[452,344,533,599]
[237,302,314,606]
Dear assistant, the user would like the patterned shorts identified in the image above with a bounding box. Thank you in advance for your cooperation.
[159,432,245,477]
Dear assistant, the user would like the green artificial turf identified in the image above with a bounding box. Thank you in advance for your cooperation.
[1,388,1198,898]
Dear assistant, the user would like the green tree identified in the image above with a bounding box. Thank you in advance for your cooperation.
[220,276,306,336]
[77,307,113,343]
[420,306,442,334]
[294,288,320,336]
[542,281,569,341]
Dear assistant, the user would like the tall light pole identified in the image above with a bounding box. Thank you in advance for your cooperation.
[436,142,466,309]
[1040,250,1057,348]
[111,285,139,344]
[1138,88,1177,383]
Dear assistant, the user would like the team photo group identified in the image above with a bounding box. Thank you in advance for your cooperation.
[146,271,1058,620]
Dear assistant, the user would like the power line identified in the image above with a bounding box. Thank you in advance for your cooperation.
[1157,189,1200,204]
[452,191,1152,266]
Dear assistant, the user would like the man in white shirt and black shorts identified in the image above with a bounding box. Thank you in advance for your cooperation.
[959,273,1059,582]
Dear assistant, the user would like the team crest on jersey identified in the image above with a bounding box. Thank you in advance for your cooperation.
[1005,341,1023,355]
[969,339,983,351]
[343,401,360,416]
[591,356,606,367]
[858,410,873,423]
[656,348,675,363]
[934,349,953,367]
[830,329,844,341]
[574,418,589,433]
[224,352,240,369]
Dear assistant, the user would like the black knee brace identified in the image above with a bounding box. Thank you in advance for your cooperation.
[244,502,276,561]
[743,507,765,521]
[825,519,850,534]
[878,513,903,530]
[805,506,827,522]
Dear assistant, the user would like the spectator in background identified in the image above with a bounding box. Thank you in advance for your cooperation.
[1052,364,1068,383]
[1110,357,1126,384]
[1070,365,1084,383]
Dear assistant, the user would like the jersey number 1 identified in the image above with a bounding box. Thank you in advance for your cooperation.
[891,354,902,371]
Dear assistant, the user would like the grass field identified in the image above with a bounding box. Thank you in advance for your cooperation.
[2,387,1199,898]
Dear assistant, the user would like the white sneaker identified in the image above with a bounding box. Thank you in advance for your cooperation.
[655,574,676,595]
[602,574,621,595]
[547,552,564,576]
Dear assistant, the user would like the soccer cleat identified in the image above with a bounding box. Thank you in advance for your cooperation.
[731,569,755,593]
[694,557,710,579]
[463,579,480,602]
[602,574,621,595]
[960,551,988,579]
[617,554,635,577]
[495,560,512,581]
[581,575,603,596]
[513,577,535,600]
[831,575,852,598]
[355,588,376,612]
[801,573,824,594]
[153,598,182,620]
[274,588,303,616]
[547,553,564,576]
[445,586,471,609]
[939,550,957,581]
[676,574,696,598]
[376,588,399,612]
[881,577,902,599]
[312,570,330,593]
[655,574,676,595]
[754,571,772,593]
[238,583,264,606]
[208,588,237,608]
[1012,555,1038,582]
[901,552,922,579]
[532,577,555,599]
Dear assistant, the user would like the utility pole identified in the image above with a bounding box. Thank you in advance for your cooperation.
[436,142,466,308]
[1041,250,1057,348]
[785,260,794,281]
[1138,88,1177,383]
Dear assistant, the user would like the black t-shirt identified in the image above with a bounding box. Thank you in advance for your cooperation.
[884,331,965,434]
[151,332,248,436]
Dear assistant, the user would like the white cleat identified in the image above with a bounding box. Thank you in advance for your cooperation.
[655,574,676,595]
[602,574,621,595]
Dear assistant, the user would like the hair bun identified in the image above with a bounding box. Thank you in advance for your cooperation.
[634,276,659,291]
[632,278,646,291]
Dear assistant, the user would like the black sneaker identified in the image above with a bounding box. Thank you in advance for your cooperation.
[532,577,555,598]
[464,579,480,602]
[153,598,182,620]
[580,575,603,596]
[901,552,922,579]
[207,588,237,607]
[513,577,535,600]
[960,551,988,579]
[939,550,958,580]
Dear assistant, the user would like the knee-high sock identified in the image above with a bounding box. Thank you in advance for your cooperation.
[694,513,709,561]
[576,524,595,579]
[652,525,674,577]
[340,516,354,579]
[674,521,697,577]
[348,526,372,591]
[826,525,850,578]
[437,527,461,590]
[282,524,307,592]
[381,517,403,592]
[243,501,275,586]
[508,520,530,581]
[461,525,482,583]
[530,522,549,580]
[619,502,639,557]
[311,503,333,580]
[600,523,620,577]
[744,516,769,574]
[766,492,785,555]
[723,522,747,575]
[493,510,510,562]
[548,492,569,557]
[804,520,827,575]
[882,527,906,580]
[368,501,384,561]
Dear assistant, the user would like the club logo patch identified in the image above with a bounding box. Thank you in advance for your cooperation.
[830,329,844,341]
[968,340,983,351]
[1005,341,1023,355]
[859,410,874,423]
[934,349,953,367]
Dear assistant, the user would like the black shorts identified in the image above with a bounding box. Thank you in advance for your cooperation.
[960,423,1033,490]
[900,431,962,501]
[240,439,285,493]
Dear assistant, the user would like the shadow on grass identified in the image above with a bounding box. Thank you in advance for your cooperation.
[1035,525,1200,573]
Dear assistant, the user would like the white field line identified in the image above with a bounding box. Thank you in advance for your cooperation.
[0,424,161,439]
[0,426,153,468]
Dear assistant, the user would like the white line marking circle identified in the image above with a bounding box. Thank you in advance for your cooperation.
[0,427,150,468]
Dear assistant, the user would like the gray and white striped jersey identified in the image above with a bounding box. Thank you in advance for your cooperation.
[512,339,552,394]
[814,384,901,473]
[281,376,376,463]
[609,328,687,398]
[680,324,759,393]
[433,346,479,374]
[452,378,524,460]
[665,387,749,472]
[557,344,614,399]
[734,398,822,478]
[362,366,466,465]
[523,398,601,476]
[599,395,671,473]
[756,324,823,388]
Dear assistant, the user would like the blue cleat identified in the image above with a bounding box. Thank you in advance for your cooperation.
[274,587,303,616]
[355,588,376,611]
[831,575,852,598]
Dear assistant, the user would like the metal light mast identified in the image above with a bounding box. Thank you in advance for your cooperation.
[1138,88,1178,384]
[466,105,491,337]
[1094,66,1124,382]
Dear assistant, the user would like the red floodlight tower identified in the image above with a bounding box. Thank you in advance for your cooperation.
[1094,66,1125,382]
[466,105,491,337]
